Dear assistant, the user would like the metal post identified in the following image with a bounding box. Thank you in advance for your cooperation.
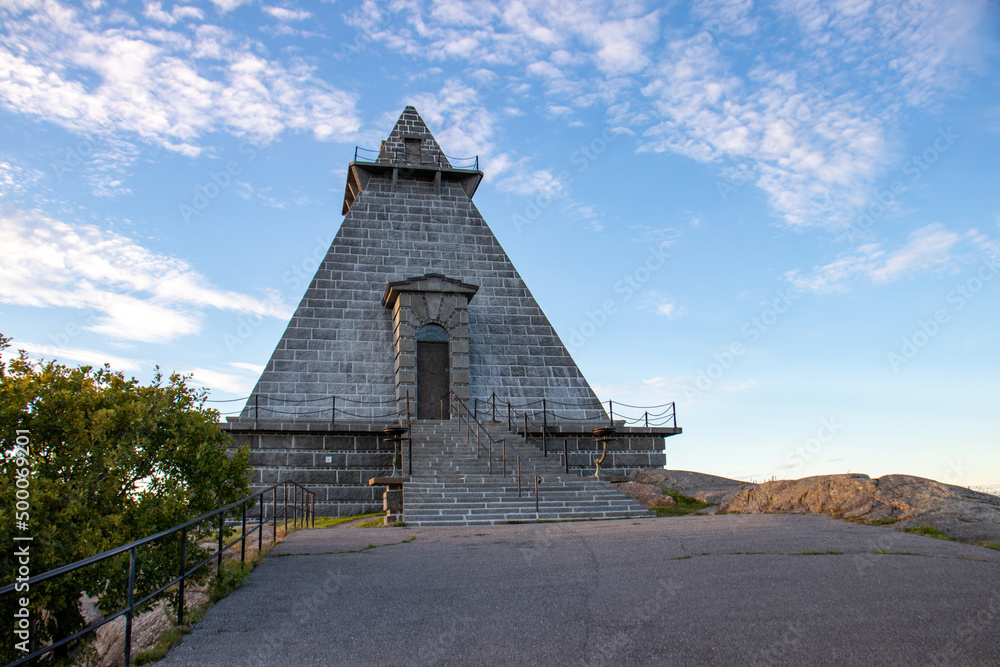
[542,399,547,457]
[507,404,512,432]
[272,487,277,544]
[672,402,677,428]
[284,484,288,535]
[535,476,539,518]
[217,512,224,579]
[125,546,136,667]
[312,493,316,528]
[331,395,336,427]
[492,392,496,422]
[502,437,506,476]
[564,439,569,474]
[258,493,263,554]
[476,421,481,458]
[254,394,259,430]
[178,527,186,626]
[241,502,247,564]
[645,411,649,428]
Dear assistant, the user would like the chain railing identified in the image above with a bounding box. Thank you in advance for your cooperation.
[471,393,678,429]
[0,481,314,667]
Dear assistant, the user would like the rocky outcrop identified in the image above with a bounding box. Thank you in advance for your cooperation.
[614,481,676,508]
[631,469,757,505]
[718,473,1000,542]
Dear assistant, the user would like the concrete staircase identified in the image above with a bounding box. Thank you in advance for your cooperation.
[403,419,653,525]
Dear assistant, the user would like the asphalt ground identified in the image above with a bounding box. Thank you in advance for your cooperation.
[158,515,1000,666]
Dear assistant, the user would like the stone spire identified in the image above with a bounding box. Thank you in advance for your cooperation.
[243,107,605,421]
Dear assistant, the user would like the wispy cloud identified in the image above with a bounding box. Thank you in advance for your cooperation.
[0,1,359,163]
[347,0,995,229]
[0,339,144,372]
[0,210,292,343]
[786,223,964,292]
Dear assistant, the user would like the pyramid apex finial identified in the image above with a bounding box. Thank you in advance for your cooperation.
[376,107,452,169]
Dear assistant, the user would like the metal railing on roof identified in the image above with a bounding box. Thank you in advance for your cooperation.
[352,146,479,171]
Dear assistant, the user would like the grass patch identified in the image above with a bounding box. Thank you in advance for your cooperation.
[209,561,252,602]
[654,488,713,517]
[901,525,955,541]
[793,550,844,555]
[356,517,389,528]
[311,512,382,529]
[133,625,191,665]
[972,541,1000,552]
[868,517,900,526]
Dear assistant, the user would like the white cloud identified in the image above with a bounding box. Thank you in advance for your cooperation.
[346,0,995,229]
[0,210,293,343]
[786,223,963,292]
[641,292,685,318]
[1,340,144,372]
[208,0,252,13]
[0,2,359,162]
[262,6,312,22]
[187,366,256,395]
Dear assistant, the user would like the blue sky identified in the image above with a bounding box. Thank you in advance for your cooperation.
[1,0,998,489]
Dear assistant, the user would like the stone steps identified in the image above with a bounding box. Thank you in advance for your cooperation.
[402,419,651,525]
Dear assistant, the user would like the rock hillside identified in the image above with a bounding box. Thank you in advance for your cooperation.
[625,469,1000,543]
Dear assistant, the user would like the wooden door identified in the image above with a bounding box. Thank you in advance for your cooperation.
[417,340,449,419]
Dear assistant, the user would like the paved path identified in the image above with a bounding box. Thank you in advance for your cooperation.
[159,515,1000,666]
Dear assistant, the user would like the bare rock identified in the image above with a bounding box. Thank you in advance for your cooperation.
[719,473,1000,542]
[631,469,755,505]
[615,481,676,508]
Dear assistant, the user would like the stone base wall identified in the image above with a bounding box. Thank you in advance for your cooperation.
[225,420,395,517]
[518,425,675,478]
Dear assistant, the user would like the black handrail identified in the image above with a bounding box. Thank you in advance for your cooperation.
[445,392,542,514]
[1,480,314,667]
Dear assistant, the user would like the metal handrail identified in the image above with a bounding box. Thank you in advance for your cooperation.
[351,146,479,171]
[475,393,678,429]
[1,480,314,667]
[445,392,541,511]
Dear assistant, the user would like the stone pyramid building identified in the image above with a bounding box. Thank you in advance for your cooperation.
[225,107,680,522]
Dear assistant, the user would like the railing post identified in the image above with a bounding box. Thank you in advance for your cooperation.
[125,546,136,667]
[178,527,186,626]
[272,487,278,544]
[502,437,506,476]
[284,484,288,536]
[542,399,547,457]
[507,404,512,432]
[645,411,649,428]
[535,475,539,518]
[254,394,259,430]
[672,402,677,428]
[564,439,569,474]
[217,511,224,580]
[258,493,263,554]
[241,501,247,564]
[476,421,481,458]
[492,392,496,422]
[609,400,614,427]
[331,395,336,427]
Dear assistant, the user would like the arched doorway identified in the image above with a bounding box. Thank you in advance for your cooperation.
[416,324,450,419]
